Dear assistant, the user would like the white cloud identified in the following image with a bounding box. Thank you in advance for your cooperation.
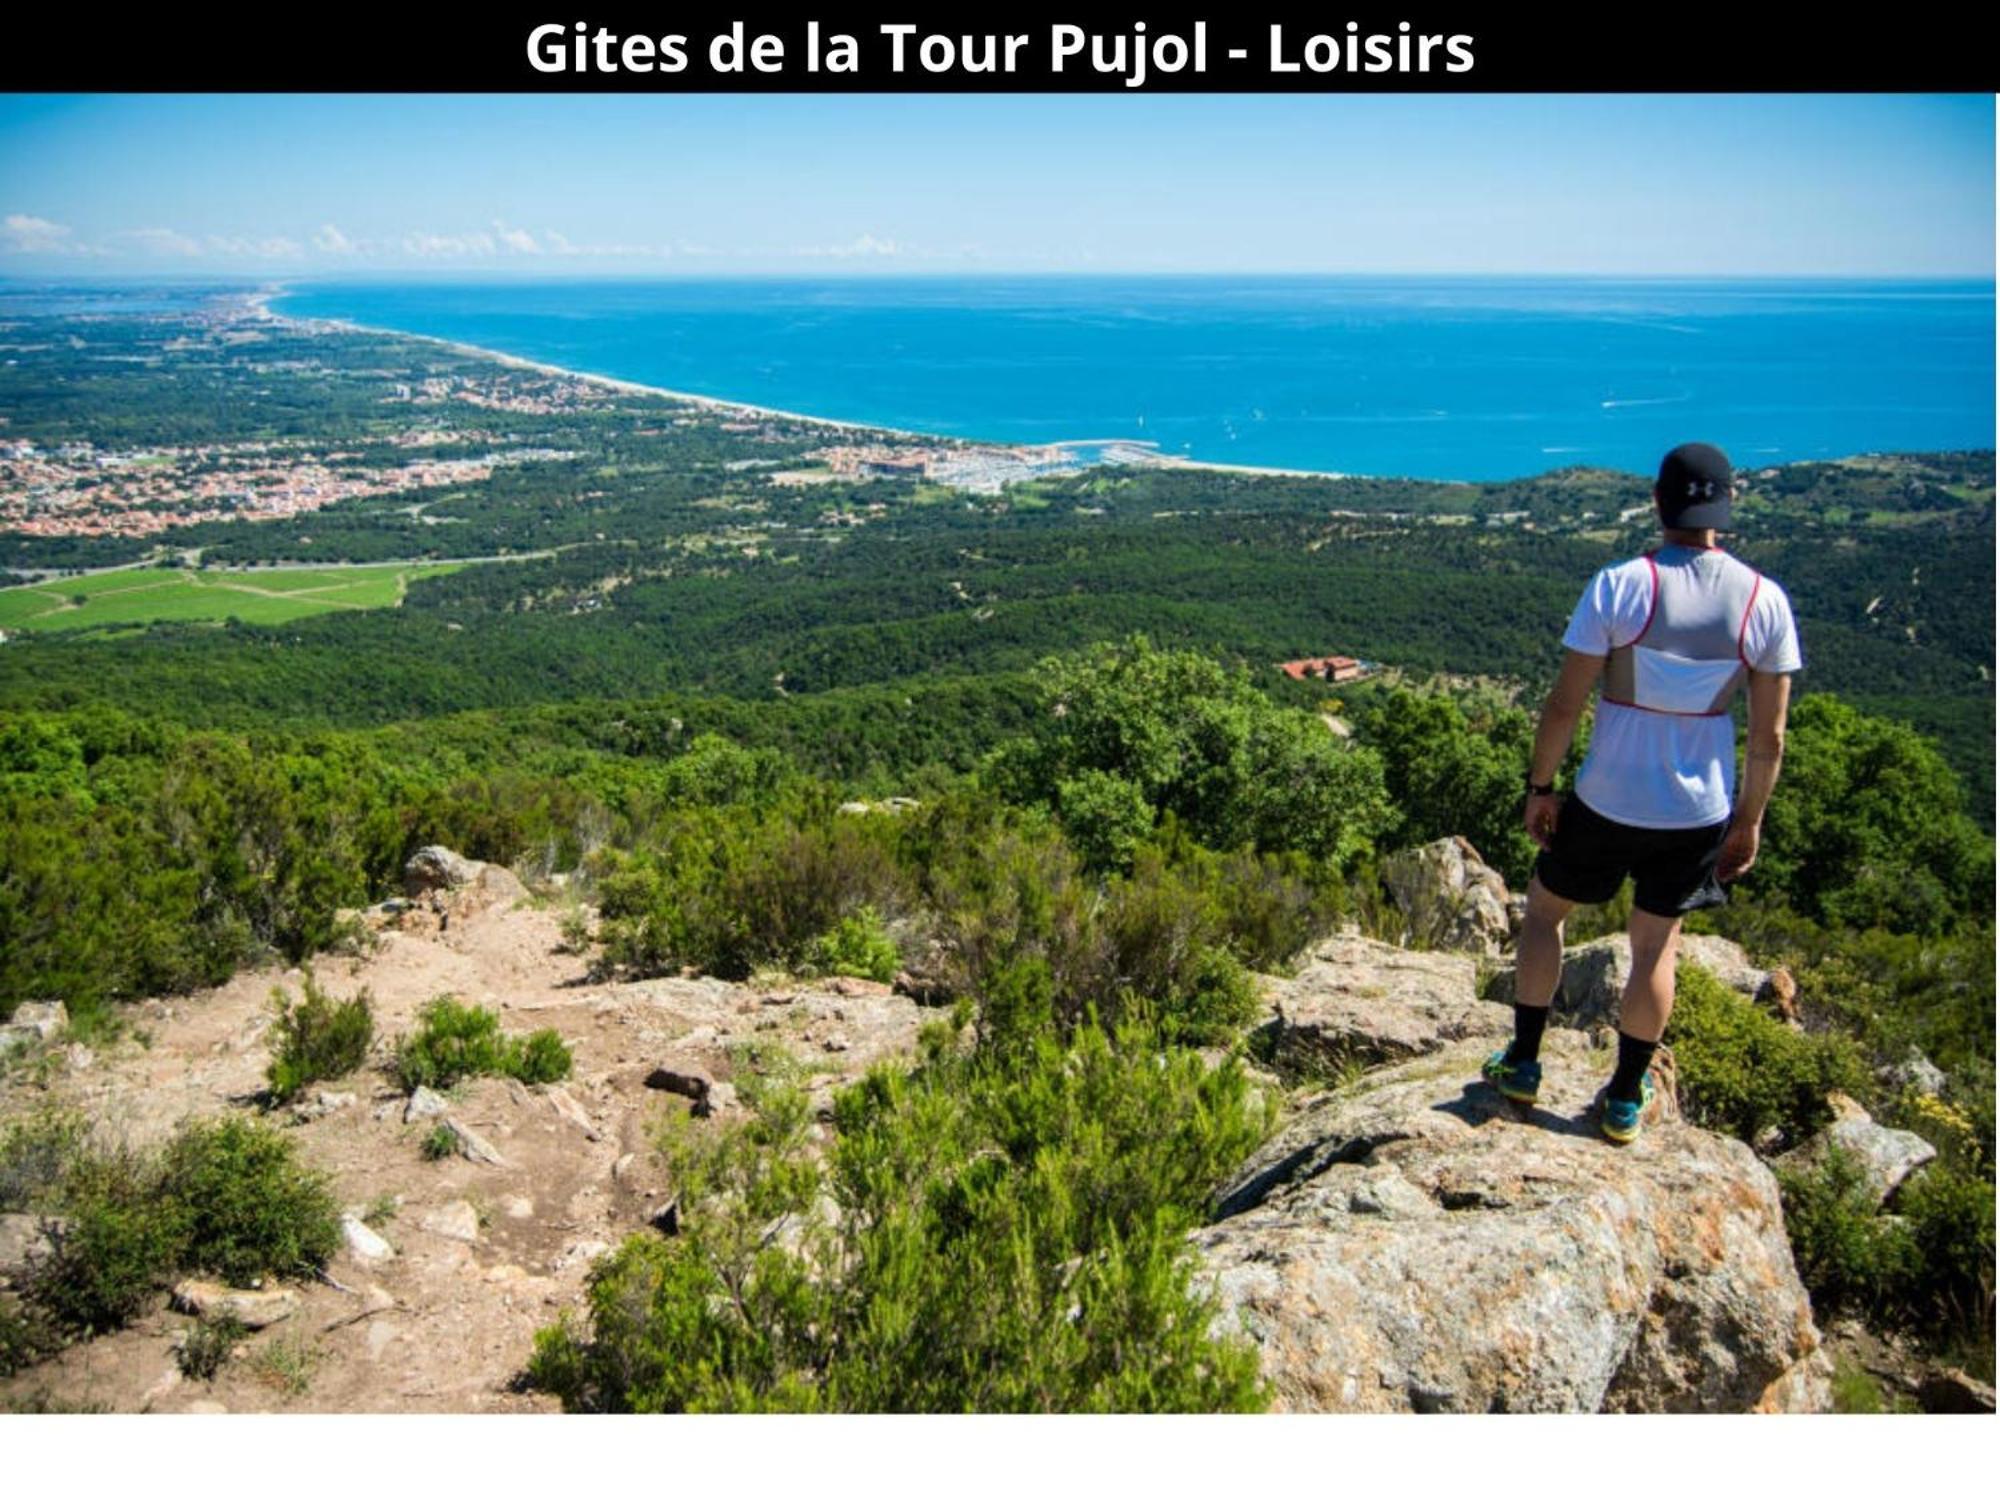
[113,226,205,257]
[403,229,499,258]
[204,234,304,260]
[795,233,903,259]
[313,222,358,255]
[1,213,77,254]
[492,220,541,254]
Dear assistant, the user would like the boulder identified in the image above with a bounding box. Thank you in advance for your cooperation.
[1777,1095,1937,1207]
[1382,837,1514,957]
[404,1086,449,1123]
[645,1066,714,1114]
[421,1200,481,1243]
[403,845,479,897]
[544,1085,602,1140]
[1757,967,1801,1026]
[171,1280,300,1329]
[1882,1048,1947,1099]
[1191,1030,1829,1413]
[1917,1367,1997,1415]
[340,1214,395,1262]
[2,1000,68,1055]
[1488,933,1768,1032]
[443,1117,506,1167]
[1260,934,1509,1077]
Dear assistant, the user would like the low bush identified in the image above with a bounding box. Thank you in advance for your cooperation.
[805,904,900,983]
[393,996,572,1091]
[1667,964,1868,1145]
[1779,1147,1995,1352]
[265,972,374,1104]
[25,1145,188,1334]
[157,1116,342,1285]
[527,1013,1274,1412]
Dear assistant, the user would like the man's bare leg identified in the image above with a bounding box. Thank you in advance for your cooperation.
[1494,876,1576,1070]
[1514,876,1576,1012]
[1618,906,1684,1043]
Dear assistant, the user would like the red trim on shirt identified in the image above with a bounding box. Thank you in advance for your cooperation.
[1600,696,1730,719]
[1737,574,1764,668]
[1636,552,1661,644]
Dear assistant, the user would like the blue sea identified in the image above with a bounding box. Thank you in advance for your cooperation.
[276,278,1995,482]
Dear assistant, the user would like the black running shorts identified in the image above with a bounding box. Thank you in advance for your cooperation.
[1532,793,1731,918]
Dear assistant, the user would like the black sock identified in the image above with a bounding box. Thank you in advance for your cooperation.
[1505,1003,1550,1066]
[1608,1033,1659,1104]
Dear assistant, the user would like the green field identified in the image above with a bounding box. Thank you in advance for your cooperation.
[0,562,463,634]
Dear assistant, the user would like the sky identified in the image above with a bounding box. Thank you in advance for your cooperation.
[0,93,1992,278]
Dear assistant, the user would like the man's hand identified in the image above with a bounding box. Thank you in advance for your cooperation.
[1717,819,1760,883]
[1524,791,1563,850]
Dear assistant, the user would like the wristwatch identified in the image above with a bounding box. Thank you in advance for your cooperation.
[1523,773,1556,797]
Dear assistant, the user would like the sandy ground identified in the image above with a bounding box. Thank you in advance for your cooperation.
[0,867,931,1413]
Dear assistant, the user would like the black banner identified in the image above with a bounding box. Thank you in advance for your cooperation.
[3,7,1995,92]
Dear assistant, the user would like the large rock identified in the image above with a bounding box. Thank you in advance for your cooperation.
[1,1000,69,1055]
[170,1280,300,1329]
[1777,1094,1937,1207]
[1192,1030,1829,1413]
[403,845,479,897]
[1488,933,1769,1032]
[1382,838,1514,957]
[1261,934,1509,1078]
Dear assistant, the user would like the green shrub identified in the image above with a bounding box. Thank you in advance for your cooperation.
[265,972,375,1104]
[420,1123,457,1161]
[156,1116,341,1284]
[1668,964,1869,1145]
[25,1146,188,1334]
[1777,1147,1924,1323]
[512,1028,574,1086]
[528,1014,1273,1412]
[805,904,900,984]
[393,996,572,1091]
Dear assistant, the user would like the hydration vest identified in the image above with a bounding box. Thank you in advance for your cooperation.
[1601,547,1765,718]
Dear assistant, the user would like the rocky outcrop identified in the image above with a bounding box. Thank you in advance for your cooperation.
[1777,1093,1937,1207]
[1382,838,1515,957]
[1260,934,1510,1078]
[1487,933,1773,1032]
[400,845,527,915]
[1,1000,68,1056]
[1192,1029,1829,1413]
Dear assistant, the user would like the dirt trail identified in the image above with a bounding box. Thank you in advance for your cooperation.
[0,867,931,1413]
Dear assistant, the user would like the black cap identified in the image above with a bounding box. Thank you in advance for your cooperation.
[1656,442,1734,530]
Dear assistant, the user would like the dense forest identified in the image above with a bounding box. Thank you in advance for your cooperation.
[0,289,1992,1409]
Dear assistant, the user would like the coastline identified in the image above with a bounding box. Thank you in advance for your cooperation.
[249,286,1370,485]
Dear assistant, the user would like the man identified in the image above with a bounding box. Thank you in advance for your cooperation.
[1482,442,1802,1144]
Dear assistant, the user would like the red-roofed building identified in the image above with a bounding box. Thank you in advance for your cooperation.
[1279,655,1369,683]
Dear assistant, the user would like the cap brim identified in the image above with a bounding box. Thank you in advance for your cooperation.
[1666,500,1733,530]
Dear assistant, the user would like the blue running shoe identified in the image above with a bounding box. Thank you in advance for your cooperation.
[1481,1048,1541,1105]
[1601,1073,1656,1145]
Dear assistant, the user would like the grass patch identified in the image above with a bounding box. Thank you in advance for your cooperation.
[0,562,462,634]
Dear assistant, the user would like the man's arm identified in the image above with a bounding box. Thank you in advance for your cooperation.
[1717,668,1792,882]
[1524,649,1604,849]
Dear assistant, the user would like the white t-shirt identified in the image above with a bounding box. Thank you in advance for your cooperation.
[1562,546,1803,830]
